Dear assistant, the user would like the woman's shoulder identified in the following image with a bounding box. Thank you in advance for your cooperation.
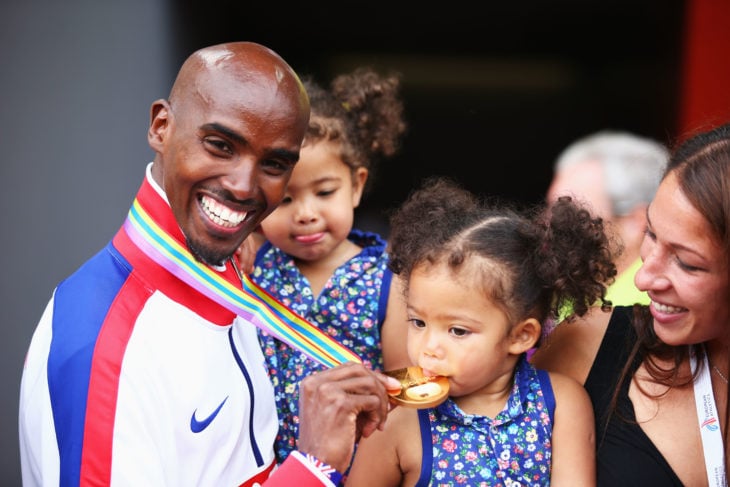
[530,306,615,385]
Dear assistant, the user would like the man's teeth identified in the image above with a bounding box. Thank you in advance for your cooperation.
[652,301,685,314]
[201,196,246,227]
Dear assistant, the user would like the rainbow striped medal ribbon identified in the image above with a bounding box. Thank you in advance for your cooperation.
[123,198,361,368]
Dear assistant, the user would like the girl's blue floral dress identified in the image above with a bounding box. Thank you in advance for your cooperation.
[252,229,394,464]
[416,357,555,487]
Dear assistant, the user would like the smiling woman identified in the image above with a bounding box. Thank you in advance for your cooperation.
[531,122,730,486]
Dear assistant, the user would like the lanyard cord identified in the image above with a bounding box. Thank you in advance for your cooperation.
[691,346,728,487]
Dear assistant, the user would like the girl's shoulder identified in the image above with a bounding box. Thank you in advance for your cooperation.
[363,403,421,454]
[349,228,387,254]
[543,368,594,432]
[384,403,420,432]
[545,370,589,400]
[347,403,422,486]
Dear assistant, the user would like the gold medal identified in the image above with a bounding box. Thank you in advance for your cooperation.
[384,366,449,409]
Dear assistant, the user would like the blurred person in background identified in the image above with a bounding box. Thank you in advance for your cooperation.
[546,131,668,307]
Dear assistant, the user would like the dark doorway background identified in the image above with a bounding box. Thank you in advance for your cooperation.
[174,0,685,235]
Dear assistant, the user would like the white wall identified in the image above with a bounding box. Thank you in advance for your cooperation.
[0,1,175,483]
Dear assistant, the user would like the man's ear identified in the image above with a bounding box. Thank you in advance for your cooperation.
[508,318,541,355]
[148,99,171,152]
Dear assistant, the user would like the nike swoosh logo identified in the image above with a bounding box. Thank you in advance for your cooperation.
[190,396,228,433]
